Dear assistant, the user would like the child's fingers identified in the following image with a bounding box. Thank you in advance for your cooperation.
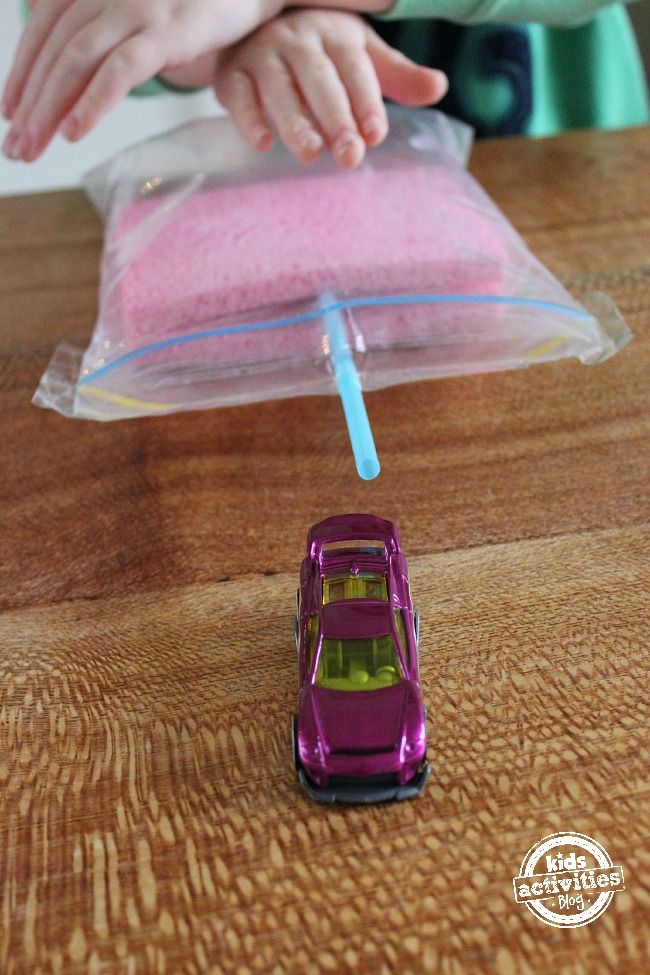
[60,32,167,141]
[5,1,108,156]
[2,0,75,119]
[324,43,388,149]
[283,45,365,168]
[366,32,448,106]
[214,68,273,151]
[255,57,324,164]
[13,18,126,161]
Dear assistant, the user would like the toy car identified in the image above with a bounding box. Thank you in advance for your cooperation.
[293,514,430,803]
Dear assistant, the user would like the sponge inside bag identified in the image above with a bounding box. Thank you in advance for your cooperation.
[32,107,631,420]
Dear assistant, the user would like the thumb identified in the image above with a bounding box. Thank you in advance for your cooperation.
[366,33,448,106]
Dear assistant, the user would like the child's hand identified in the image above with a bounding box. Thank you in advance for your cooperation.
[214,10,448,168]
[2,0,284,161]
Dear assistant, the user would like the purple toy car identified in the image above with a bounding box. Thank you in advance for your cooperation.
[293,514,430,803]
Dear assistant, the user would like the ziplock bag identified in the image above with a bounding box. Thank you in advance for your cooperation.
[34,106,631,434]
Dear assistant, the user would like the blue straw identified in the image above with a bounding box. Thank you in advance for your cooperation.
[320,293,380,481]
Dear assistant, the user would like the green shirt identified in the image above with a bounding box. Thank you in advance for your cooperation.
[375,1,649,135]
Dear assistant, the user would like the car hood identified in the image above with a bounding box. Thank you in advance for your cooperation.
[304,682,412,754]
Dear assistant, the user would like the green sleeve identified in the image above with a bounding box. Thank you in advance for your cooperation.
[130,80,171,97]
[131,77,203,96]
[377,0,635,26]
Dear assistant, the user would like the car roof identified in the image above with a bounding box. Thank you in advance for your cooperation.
[321,601,395,641]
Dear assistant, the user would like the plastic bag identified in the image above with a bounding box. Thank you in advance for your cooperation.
[34,106,631,422]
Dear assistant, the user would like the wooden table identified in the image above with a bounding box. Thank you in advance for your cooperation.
[2,126,649,975]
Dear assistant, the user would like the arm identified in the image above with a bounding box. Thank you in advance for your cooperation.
[300,0,635,28]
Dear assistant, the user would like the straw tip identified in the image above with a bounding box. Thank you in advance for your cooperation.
[358,458,381,481]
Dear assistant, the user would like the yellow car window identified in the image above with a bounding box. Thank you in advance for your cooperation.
[394,610,410,667]
[323,573,388,604]
[307,614,319,670]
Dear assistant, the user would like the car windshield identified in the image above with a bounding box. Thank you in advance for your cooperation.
[315,634,404,692]
[323,572,388,604]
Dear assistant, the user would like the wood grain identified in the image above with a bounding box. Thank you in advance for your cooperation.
[1,126,650,974]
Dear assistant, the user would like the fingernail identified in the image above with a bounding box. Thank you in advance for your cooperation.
[61,115,79,140]
[21,131,35,159]
[23,136,40,162]
[433,69,448,85]
[10,130,32,160]
[334,135,362,166]
[3,129,20,159]
[252,125,272,149]
[360,115,385,144]
[298,130,323,153]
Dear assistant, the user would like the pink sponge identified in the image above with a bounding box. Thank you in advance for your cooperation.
[101,154,514,368]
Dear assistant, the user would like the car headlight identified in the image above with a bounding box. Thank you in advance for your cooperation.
[401,734,424,762]
[301,736,326,766]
